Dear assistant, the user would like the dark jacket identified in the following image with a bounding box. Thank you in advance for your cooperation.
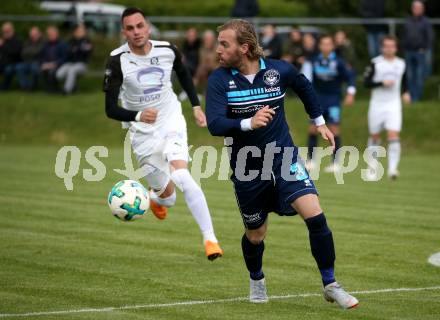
[67,37,92,63]
[359,0,388,33]
[231,0,259,17]
[40,39,68,67]
[0,35,22,65]
[261,35,282,60]
[403,16,434,51]
[21,38,44,62]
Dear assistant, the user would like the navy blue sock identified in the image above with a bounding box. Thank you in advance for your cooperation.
[305,213,336,286]
[333,135,341,161]
[308,134,318,160]
[241,234,265,280]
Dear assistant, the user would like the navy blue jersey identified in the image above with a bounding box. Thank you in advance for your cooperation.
[303,52,356,105]
[206,58,322,174]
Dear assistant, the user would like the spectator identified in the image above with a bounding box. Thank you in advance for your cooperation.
[56,24,92,94]
[0,22,22,90]
[194,30,218,87]
[231,0,259,17]
[302,33,318,61]
[16,26,44,91]
[182,27,201,77]
[403,0,434,101]
[282,28,305,69]
[40,26,68,93]
[260,24,282,60]
[334,30,355,69]
[359,0,388,58]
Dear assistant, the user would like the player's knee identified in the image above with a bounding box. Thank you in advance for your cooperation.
[171,168,200,193]
[246,229,266,244]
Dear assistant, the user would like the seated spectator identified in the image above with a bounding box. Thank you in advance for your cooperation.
[194,30,218,87]
[260,24,282,59]
[40,26,68,92]
[302,33,318,61]
[282,28,305,69]
[182,27,201,77]
[0,22,22,90]
[334,30,355,69]
[56,24,92,94]
[16,26,44,91]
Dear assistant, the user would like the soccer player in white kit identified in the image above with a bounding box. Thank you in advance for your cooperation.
[364,35,411,180]
[103,7,223,260]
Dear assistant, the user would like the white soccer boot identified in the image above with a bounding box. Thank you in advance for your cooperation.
[249,278,268,303]
[387,169,400,180]
[323,282,359,309]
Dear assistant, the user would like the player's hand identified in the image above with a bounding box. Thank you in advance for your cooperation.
[316,124,335,152]
[383,79,395,88]
[193,106,207,127]
[251,106,275,129]
[343,93,355,106]
[140,108,158,124]
[402,92,411,105]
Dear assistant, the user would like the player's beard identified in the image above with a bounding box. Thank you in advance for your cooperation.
[219,48,243,69]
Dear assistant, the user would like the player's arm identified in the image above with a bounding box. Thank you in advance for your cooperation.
[363,62,383,88]
[206,75,243,136]
[103,55,138,122]
[338,59,356,106]
[288,64,335,149]
[401,68,411,104]
[170,44,206,127]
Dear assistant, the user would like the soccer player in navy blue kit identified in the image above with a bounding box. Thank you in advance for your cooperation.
[302,35,356,172]
[205,19,358,308]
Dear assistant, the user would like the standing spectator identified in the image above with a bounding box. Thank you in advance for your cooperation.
[231,0,259,17]
[403,0,434,101]
[334,30,355,69]
[16,26,44,91]
[194,30,218,87]
[302,33,318,61]
[56,24,92,94]
[359,0,388,58]
[260,24,282,60]
[0,22,22,90]
[283,28,305,69]
[40,26,68,92]
[181,27,201,77]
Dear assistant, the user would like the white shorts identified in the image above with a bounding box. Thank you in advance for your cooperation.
[129,113,189,191]
[368,105,402,134]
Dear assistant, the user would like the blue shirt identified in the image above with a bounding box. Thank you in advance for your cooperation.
[206,58,322,172]
[304,52,355,103]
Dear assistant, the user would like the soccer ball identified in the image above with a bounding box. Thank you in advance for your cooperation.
[108,180,150,221]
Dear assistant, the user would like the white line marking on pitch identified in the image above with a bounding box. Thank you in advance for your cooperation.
[0,286,439,318]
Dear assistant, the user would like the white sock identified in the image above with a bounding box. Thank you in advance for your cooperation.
[171,169,218,243]
[367,138,381,174]
[149,190,176,207]
[388,139,401,174]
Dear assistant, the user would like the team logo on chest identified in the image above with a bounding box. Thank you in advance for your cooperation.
[263,69,280,86]
[150,57,159,65]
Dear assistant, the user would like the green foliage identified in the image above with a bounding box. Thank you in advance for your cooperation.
[111,0,308,17]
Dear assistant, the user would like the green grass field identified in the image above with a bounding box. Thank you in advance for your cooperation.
[0,92,439,319]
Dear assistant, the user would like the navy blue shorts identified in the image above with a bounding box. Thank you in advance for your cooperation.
[232,161,318,230]
[323,104,341,125]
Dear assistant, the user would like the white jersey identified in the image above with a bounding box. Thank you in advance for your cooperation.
[105,40,185,134]
[365,55,406,109]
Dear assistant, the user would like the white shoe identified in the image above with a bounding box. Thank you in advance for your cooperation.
[249,278,268,303]
[323,282,359,309]
[388,169,399,180]
[324,163,341,173]
[364,170,378,181]
[305,160,317,171]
